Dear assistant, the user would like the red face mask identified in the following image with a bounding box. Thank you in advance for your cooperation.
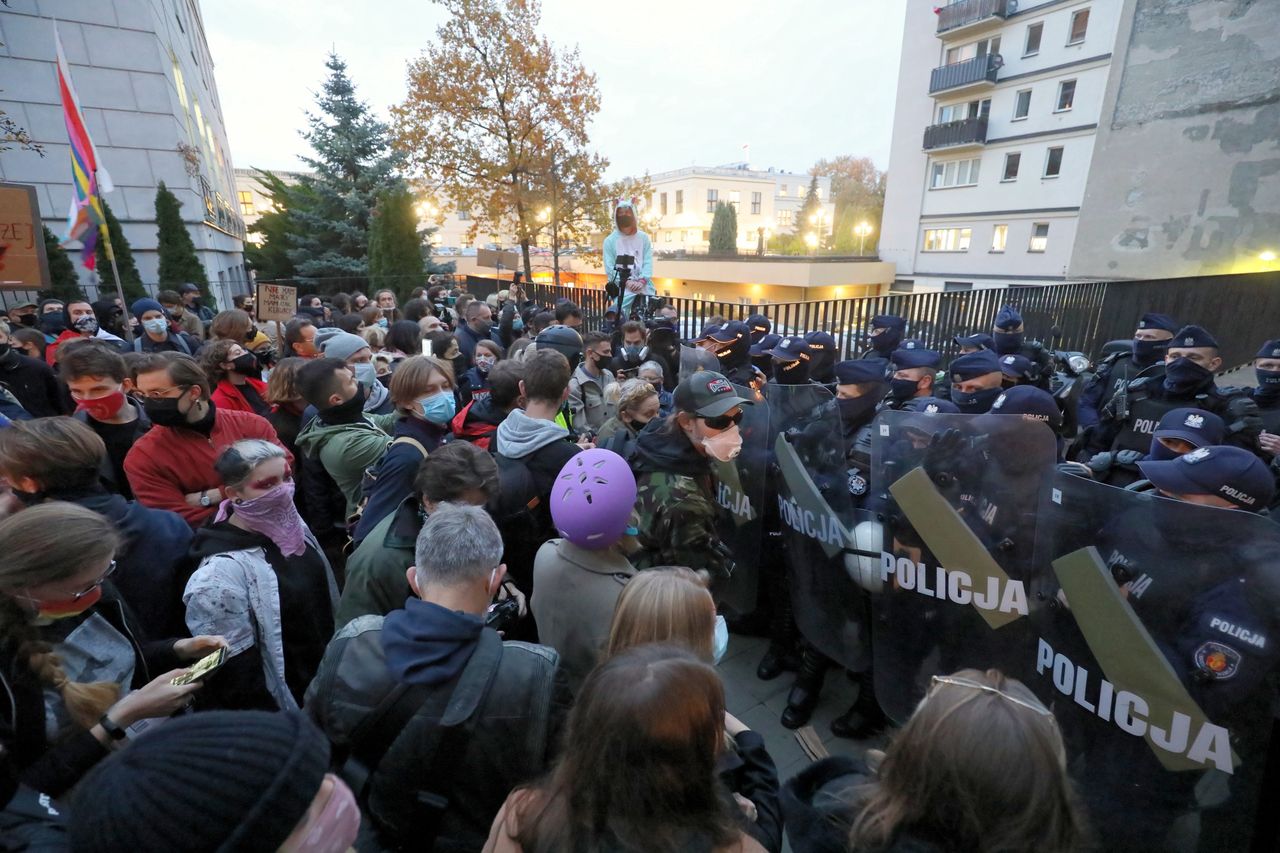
[30,584,102,620]
[75,390,126,422]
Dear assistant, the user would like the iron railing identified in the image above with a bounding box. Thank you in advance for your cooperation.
[937,0,1009,35]
[929,53,1002,94]
[923,116,989,150]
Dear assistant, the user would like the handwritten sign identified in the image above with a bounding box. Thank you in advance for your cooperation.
[0,183,51,289]
[256,282,297,322]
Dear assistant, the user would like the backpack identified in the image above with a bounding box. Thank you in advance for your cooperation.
[343,436,429,555]
[490,453,554,592]
[133,334,192,355]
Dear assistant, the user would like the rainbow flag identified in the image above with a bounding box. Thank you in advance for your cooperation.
[55,24,113,270]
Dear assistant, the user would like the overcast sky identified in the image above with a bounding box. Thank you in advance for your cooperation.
[202,0,906,180]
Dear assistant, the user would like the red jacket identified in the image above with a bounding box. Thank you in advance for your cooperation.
[211,377,269,414]
[124,406,292,527]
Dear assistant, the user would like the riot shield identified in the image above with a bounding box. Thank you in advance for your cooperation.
[679,344,720,383]
[767,382,876,671]
[869,410,1058,722]
[1029,474,1280,853]
[708,381,769,616]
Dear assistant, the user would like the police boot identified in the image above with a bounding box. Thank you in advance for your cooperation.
[757,544,799,680]
[781,646,829,729]
[830,671,888,740]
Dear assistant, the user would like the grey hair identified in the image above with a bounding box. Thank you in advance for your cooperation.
[414,502,504,588]
[214,439,287,488]
[638,360,666,380]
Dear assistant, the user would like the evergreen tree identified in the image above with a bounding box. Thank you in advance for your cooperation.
[155,181,209,289]
[367,186,425,297]
[94,201,147,302]
[794,176,821,237]
[243,170,302,281]
[39,225,84,303]
[289,52,404,279]
[709,201,738,255]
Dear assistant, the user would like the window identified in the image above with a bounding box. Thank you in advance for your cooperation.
[944,281,974,292]
[780,184,788,196]
[1044,146,1064,178]
[1068,9,1090,44]
[991,224,1008,252]
[938,98,991,124]
[922,227,972,252]
[1056,79,1076,112]
[665,230,673,242]
[1024,22,1043,56]
[1029,222,1050,252]
[660,192,668,215]
[929,157,982,189]
[776,209,793,227]
[751,191,762,215]
[728,190,741,210]
[701,230,711,242]
[1013,88,1032,120]
[1002,152,1021,181]
[675,190,683,214]
[457,207,471,221]
[238,190,254,216]
[706,189,718,213]
[945,37,1000,66]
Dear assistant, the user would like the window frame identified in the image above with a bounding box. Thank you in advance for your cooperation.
[1067,8,1090,45]
[1055,79,1077,113]
[1043,146,1064,178]
[990,224,1008,253]
[1013,88,1032,121]
[1023,21,1043,57]
[1028,222,1050,253]
[750,191,762,215]
[659,192,668,216]
[675,190,683,214]
[922,227,973,253]
[1002,152,1021,182]
[929,157,982,190]
[706,188,719,213]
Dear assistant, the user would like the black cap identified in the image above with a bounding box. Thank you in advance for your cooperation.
[746,314,771,335]
[1138,446,1274,511]
[989,385,1062,430]
[1255,339,1280,359]
[1170,325,1219,350]
[673,370,755,417]
[708,321,750,344]
[994,304,1023,330]
[766,336,811,362]
[803,330,837,352]
[953,332,994,350]
[750,333,782,357]
[1138,313,1178,333]
[950,349,1003,380]
[835,358,890,385]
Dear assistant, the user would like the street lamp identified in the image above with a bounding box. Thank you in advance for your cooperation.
[808,209,829,253]
[756,226,772,256]
[853,221,874,256]
[804,232,819,250]
[415,201,438,221]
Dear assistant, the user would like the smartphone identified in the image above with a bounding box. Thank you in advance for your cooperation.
[422,339,434,357]
[170,647,227,686]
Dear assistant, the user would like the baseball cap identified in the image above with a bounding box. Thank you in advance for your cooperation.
[989,385,1062,430]
[953,332,994,350]
[11,300,36,310]
[1153,407,1226,448]
[892,341,940,369]
[950,349,1003,381]
[1170,325,1219,350]
[695,323,722,342]
[1138,313,1178,333]
[708,321,750,344]
[998,353,1036,380]
[1137,445,1274,511]
[835,358,890,385]
[804,330,837,353]
[1254,339,1280,359]
[746,314,772,336]
[750,333,782,357]
[673,370,755,417]
[903,396,960,414]
[766,336,811,362]
[179,283,201,294]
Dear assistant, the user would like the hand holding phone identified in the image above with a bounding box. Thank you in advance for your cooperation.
[170,647,228,686]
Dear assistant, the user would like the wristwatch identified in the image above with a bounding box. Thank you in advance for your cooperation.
[98,713,128,742]
[199,490,213,508]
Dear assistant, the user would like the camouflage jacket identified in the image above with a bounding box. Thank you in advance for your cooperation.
[631,469,728,580]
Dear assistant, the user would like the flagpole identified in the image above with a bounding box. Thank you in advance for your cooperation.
[95,179,133,345]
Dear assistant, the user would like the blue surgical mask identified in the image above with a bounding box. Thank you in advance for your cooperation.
[142,318,169,335]
[377,317,389,329]
[419,390,457,425]
[353,363,378,388]
[712,614,729,665]
[512,317,525,332]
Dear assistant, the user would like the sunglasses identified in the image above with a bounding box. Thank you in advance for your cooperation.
[701,410,744,430]
[929,675,1056,720]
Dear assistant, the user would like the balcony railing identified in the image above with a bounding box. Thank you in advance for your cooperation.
[922,116,989,150]
[929,53,1002,94]
[936,0,1009,35]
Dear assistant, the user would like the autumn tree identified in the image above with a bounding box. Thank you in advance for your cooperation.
[812,155,886,254]
[394,0,607,281]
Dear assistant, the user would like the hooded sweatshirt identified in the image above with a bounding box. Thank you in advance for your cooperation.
[381,597,485,686]
[495,408,581,497]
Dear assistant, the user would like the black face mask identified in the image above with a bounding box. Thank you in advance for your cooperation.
[0,343,11,363]
[870,328,902,354]
[322,384,368,422]
[1132,338,1168,367]
[889,377,920,402]
[231,353,260,376]
[1162,357,1213,396]
[143,395,193,429]
[992,331,1023,355]
[16,314,36,328]
[773,359,811,385]
[838,394,879,430]
[952,386,1003,414]
[38,313,66,335]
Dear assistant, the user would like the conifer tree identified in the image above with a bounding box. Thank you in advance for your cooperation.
[155,181,209,290]
[709,201,738,255]
[94,201,147,302]
[39,225,84,303]
[368,187,425,297]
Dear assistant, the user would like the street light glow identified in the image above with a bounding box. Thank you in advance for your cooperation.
[804,233,818,249]
[1261,250,1278,262]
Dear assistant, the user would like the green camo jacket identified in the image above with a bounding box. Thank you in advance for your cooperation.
[631,469,728,580]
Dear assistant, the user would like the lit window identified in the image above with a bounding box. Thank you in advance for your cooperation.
[776,210,793,227]
[751,192,762,215]
[238,190,254,216]
[922,227,973,252]
[173,61,187,108]
[991,224,1008,252]
[1029,222,1050,252]
[728,190,741,210]
[1056,79,1076,112]
[1013,89,1031,120]
[1068,9,1090,45]
[1002,152,1021,181]
[929,157,982,189]
[1024,22,1043,56]
[1044,146,1064,178]
[665,230,672,242]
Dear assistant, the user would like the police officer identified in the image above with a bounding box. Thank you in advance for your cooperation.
[998,353,1038,387]
[804,331,838,388]
[1085,325,1261,481]
[954,332,994,354]
[947,349,1006,414]
[746,314,772,347]
[991,304,1052,390]
[749,333,782,381]
[1247,338,1280,443]
[885,341,941,410]
[859,314,905,359]
[766,336,815,386]
[1086,406,1225,486]
[989,384,1065,461]
[705,321,763,389]
[1078,312,1178,429]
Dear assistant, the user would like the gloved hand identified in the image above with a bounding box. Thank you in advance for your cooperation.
[1225,397,1263,436]
[1115,449,1145,466]
[1057,461,1094,479]
[923,428,971,491]
[1087,452,1114,474]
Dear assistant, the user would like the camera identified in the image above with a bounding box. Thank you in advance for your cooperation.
[484,597,521,634]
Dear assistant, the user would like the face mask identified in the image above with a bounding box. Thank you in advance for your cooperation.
[1162,357,1212,395]
[474,355,496,374]
[39,314,66,335]
[286,775,362,853]
[1254,368,1280,390]
[17,314,36,328]
[1148,438,1182,462]
[220,481,307,557]
[323,383,368,420]
[73,316,99,335]
[377,317,389,329]
[838,394,879,428]
[29,585,102,620]
[0,343,10,361]
[418,390,457,425]
[472,318,493,334]
[143,395,193,428]
[952,386,1003,414]
[712,614,729,665]
[700,423,743,462]
[512,316,525,332]
[1132,338,1167,367]
[142,318,169,336]
[992,331,1023,354]
[889,377,920,402]
[870,327,902,353]
[452,354,470,379]
[353,363,378,388]
[231,353,260,375]
[76,389,126,422]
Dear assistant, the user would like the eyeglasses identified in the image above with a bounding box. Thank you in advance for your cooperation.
[18,560,117,607]
[136,384,192,400]
[929,675,1055,719]
[701,409,744,430]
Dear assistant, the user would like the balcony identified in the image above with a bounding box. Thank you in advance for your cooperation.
[936,0,1009,38]
[929,53,1002,96]
[922,116,989,151]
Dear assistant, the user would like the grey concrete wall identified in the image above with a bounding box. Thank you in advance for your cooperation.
[1070,0,1280,280]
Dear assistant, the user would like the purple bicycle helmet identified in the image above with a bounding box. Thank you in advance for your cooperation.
[551,448,638,549]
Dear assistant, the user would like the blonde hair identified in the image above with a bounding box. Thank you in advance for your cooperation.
[615,378,658,417]
[389,356,455,415]
[361,325,386,350]
[606,567,715,662]
[265,357,305,404]
[0,503,124,728]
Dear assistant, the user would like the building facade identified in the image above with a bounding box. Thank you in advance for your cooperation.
[645,164,836,254]
[234,167,309,243]
[880,0,1280,292]
[0,0,247,304]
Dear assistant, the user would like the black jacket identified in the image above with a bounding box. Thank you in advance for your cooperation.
[0,350,66,418]
[720,731,784,852]
[73,397,151,497]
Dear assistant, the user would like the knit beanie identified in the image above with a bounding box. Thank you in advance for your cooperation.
[131,298,165,321]
[321,331,370,362]
[68,710,330,852]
